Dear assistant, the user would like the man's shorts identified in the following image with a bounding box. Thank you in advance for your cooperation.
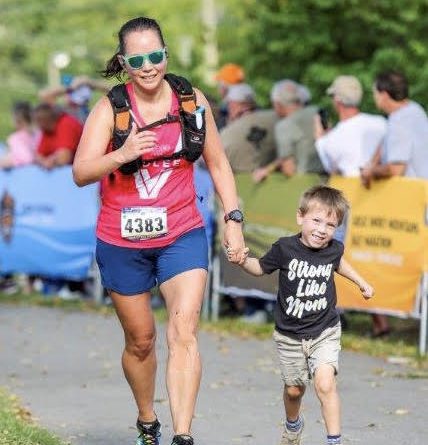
[273,322,341,386]
[96,227,208,295]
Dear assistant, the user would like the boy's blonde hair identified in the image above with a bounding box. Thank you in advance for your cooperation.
[298,185,349,225]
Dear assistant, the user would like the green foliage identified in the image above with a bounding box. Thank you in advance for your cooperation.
[217,0,428,112]
[0,0,427,139]
[0,0,202,139]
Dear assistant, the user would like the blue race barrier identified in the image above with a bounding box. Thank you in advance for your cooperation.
[0,165,98,280]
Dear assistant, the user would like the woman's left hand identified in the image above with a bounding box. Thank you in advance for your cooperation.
[224,222,248,264]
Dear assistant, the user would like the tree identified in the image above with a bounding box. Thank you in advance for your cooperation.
[217,0,428,113]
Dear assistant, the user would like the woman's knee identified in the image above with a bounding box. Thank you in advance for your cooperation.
[125,332,156,361]
[167,319,199,354]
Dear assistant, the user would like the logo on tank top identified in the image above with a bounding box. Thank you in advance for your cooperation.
[134,137,182,199]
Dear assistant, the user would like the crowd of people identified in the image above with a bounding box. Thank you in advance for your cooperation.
[215,65,428,336]
[0,75,109,297]
[0,13,428,445]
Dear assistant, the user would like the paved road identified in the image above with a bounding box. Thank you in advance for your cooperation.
[0,304,427,445]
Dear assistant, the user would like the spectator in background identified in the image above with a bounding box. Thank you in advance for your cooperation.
[220,85,276,331]
[219,83,278,322]
[314,75,386,333]
[0,102,40,294]
[0,102,40,169]
[31,103,85,297]
[39,75,110,124]
[361,70,428,337]
[315,75,386,178]
[33,103,83,170]
[220,83,278,173]
[224,83,257,123]
[215,63,245,129]
[253,79,325,183]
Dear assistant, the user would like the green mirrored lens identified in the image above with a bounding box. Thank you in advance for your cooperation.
[128,55,145,69]
[148,51,165,64]
[125,50,165,69]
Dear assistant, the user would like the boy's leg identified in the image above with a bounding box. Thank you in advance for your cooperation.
[281,384,305,445]
[283,384,305,421]
[273,330,308,445]
[309,323,342,443]
[313,365,340,435]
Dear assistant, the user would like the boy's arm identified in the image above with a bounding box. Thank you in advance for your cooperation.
[240,257,265,277]
[337,258,374,300]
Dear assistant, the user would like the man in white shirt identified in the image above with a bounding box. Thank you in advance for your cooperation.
[315,76,387,336]
[315,75,386,177]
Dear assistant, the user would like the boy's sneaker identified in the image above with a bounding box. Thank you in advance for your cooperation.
[136,418,161,445]
[280,416,304,445]
[171,434,194,445]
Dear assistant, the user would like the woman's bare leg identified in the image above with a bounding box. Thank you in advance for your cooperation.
[160,269,207,435]
[111,291,158,422]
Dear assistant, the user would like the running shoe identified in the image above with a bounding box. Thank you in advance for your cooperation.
[136,418,161,445]
[280,416,304,445]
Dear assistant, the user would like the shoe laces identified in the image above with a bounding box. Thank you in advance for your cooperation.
[137,433,159,445]
[171,434,194,445]
[136,419,161,445]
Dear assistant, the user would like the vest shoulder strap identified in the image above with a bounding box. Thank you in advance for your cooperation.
[165,73,197,113]
[107,84,130,131]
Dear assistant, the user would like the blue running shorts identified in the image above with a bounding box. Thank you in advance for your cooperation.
[96,228,208,295]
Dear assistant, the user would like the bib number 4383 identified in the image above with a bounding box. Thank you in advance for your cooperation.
[121,207,168,240]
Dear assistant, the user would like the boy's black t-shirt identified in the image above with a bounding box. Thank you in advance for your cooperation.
[259,234,344,340]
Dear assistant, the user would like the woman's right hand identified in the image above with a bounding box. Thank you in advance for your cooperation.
[118,124,157,164]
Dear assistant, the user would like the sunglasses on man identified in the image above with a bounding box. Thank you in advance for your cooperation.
[120,48,167,70]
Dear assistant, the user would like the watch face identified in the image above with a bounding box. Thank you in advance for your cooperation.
[228,210,244,222]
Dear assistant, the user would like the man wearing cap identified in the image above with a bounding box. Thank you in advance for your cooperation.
[220,83,278,173]
[215,63,245,94]
[253,79,325,183]
[315,75,386,177]
[313,75,387,336]
[215,63,246,129]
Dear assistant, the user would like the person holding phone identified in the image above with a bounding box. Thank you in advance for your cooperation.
[314,75,386,178]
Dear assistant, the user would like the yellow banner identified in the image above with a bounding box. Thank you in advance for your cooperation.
[329,176,428,315]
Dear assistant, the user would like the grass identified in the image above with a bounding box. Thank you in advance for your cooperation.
[0,388,67,445]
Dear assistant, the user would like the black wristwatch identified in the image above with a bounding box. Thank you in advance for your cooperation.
[224,209,244,223]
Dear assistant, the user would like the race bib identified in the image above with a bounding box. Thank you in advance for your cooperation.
[121,207,168,240]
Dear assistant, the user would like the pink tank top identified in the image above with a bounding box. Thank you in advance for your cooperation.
[96,82,204,248]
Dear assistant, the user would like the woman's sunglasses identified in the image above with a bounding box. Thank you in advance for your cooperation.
[121,48,167,70]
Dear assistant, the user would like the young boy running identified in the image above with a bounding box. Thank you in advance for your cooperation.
[235,185,374,445]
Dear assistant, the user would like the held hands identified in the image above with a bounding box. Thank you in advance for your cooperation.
[118,124,157,164]
[225,244,250,264]
[223,222,248,265]
[360,281,374,300]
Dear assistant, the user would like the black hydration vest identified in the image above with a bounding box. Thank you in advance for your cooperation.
[107,73,206,175]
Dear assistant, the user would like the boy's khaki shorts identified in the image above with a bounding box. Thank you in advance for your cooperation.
[273,322,341,386]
